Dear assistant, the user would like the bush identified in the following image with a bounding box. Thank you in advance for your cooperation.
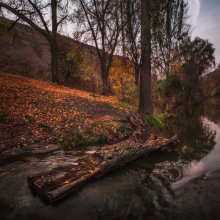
[143,114,164,132]
[156,74,184,97]
[55,121,132,149]
[58,39,84,82]
[110,58,137,104]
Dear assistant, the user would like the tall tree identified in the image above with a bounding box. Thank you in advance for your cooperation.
[73,0,125,95]
[121,0,188,85]
[180,37,215,104]
[122,0,141,85]
[151,0,189,77]
[139,0,152,114]
[0,0,69,83]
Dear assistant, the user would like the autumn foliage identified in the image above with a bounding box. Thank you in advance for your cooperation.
[110,57,137,103]
[0,73,130,152]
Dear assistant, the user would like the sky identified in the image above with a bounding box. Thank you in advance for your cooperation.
[188,0,220,63]
[67,0,220,64]
[2,0,220,64]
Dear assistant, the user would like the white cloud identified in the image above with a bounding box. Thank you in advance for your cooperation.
[188,0,201,25]
[191,1,220,62]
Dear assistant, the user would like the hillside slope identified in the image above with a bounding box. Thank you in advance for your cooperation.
[0,73,130,152]
[0,20,102,92]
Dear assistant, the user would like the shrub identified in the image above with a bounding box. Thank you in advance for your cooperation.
[55,121,132,149]
[156,74,184,98]
[144,114,164,132]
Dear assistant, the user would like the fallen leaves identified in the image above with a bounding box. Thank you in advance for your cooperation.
[0,73,125,151]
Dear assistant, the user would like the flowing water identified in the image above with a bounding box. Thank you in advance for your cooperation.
[1,99,220,220]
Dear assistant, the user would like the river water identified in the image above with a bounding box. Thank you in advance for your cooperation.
[1,100,220,220]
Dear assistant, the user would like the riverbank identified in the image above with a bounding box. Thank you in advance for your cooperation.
[1,104,220,219]
[0,73,134,152]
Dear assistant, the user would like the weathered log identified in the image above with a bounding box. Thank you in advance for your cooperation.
[27,136,178,203]
[126,113,150,142]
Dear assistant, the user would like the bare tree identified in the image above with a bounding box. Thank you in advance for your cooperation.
[151,0,189,77]
[73,0,125,95]
[122,0,141,86]
[0,0,69,83]
[121,0,188,87]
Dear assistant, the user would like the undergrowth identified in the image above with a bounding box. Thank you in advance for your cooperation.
[54,120,132,149]
[143,113,168,134]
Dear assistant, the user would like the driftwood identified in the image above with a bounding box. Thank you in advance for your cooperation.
[27,135,178,203]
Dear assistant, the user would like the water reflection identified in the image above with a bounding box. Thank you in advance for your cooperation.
[172,117,220,190]
[165,106,216,161]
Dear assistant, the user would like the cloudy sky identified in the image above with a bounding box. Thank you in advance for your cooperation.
[188,0,220,63]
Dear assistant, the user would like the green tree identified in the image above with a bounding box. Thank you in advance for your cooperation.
[181,37,215,105]
[155,37,215,109]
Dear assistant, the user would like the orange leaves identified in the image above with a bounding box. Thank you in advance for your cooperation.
[88,169,95,174]
[0,73,126,150]
[148,133,157,141]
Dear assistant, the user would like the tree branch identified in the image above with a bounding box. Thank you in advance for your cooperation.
[0,2,50,42]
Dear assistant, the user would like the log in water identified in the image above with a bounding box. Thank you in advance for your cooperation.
[27,136,178,203]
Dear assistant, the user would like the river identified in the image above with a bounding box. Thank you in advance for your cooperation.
[1,100,220,220]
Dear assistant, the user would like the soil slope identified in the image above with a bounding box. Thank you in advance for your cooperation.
[0,73,128,152]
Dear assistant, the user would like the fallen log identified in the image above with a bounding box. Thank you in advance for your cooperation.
[27,136,178,203]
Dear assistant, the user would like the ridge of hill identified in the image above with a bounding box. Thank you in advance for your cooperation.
[0,19,131,94]
[0,20,103,92]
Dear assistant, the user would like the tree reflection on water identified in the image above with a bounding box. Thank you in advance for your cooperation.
[165,105,216,162]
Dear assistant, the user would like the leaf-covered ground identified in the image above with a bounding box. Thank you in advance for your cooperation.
[0,73,131,152]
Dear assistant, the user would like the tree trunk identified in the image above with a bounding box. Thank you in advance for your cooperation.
[139,0,152,114]
[102,70,111,95]
[134,63,140,86]
[101,55,111,95]
[51,44,59,83]
[51,0,59,84]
